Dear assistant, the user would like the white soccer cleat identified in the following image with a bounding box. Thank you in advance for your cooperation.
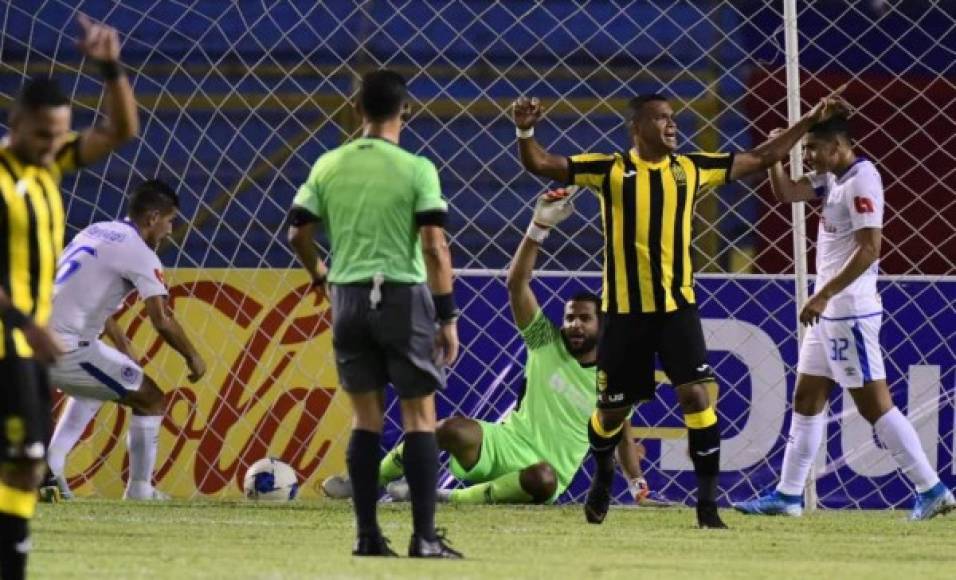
[321,474,353,499]
[124,482,170,501]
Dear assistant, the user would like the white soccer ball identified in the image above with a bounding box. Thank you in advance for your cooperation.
[243,458,299,501]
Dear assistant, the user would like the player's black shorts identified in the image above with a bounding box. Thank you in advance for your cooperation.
[596,304,714,409]
[0,355,52,462]
[330,282,443,399]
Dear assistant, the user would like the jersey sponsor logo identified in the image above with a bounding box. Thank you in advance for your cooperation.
[548,372,594,415]
[853,196,875,214]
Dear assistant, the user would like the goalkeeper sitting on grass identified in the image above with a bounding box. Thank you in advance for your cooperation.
[324,188,670,505]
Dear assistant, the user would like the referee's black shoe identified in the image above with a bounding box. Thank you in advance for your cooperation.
[697,501,728,529]
[408,529,463,559]
[353,532,398,557]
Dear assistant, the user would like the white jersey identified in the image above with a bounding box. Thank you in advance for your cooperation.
[806,158,884,318]
[51,220,168,349]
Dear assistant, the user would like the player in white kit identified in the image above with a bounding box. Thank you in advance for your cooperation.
[43,180,206,500]
[734,115,955,520]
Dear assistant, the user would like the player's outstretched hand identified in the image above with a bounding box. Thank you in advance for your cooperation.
[767,127,785,140]
[799,291,829,326]
[434,322,459,367]
[186,353,206,382]
[513,96,543,130]
[77,13,121,62]
[532,186,578,228]
[22,322,64,364]
[809,84,850,123]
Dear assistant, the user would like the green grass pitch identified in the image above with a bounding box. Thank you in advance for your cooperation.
[31,499,956,579]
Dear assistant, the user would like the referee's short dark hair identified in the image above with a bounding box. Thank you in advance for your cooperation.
[627,94,668,121]
[358,69,408,122]
[14,77,69,113]
[809,114,851,142]
[130,179,179,219]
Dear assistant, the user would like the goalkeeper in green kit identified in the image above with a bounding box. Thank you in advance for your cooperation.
[324,188,668,505]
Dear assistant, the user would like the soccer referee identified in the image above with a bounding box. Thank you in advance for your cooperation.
[288,70,462,558]
[512,89,847,528]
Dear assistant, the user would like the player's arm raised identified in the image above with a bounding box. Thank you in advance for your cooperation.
[507,187,576,329]
[103,316,137,361]
[74,13,139,167]
[765,129,817,203]
[513,97,570,183]
[143,296,205,382]
[729,87,849,182]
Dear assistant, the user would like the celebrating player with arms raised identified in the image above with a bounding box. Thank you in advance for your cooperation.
[44,180,206,501]
[0,13,138,579]
[325,188,665,507]
[734,116,955,520]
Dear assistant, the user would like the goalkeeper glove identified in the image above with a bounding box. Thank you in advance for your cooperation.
[628,477,650,504]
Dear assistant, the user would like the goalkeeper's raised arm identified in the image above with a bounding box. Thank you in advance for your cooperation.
[506,187,577,329]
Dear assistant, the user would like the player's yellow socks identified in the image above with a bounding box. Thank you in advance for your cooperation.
[0,482,36,520]
[377,443,405,486]
[449,471,534,504]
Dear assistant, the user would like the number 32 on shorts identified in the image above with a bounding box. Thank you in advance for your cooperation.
[829,338,849,361]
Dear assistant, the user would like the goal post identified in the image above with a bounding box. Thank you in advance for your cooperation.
[2,1,952,506]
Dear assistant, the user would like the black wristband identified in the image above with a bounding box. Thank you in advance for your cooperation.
[97,60,124,81]
[2,307,31,329]
[432,292,459,324]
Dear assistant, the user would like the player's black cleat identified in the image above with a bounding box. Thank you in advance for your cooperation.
[408,529,464,559]
[697,502,728,529]
[584,476,612,524]
[352,533,398,557]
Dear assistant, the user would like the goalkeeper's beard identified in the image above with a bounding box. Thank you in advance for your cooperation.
[561,332,597,357]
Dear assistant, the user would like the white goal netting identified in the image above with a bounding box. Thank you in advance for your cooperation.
[2,0,953,507]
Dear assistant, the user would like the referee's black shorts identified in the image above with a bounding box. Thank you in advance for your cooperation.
[596,304,714,409]
[0,355,52,462]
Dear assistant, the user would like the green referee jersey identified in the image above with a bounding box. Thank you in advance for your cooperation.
[507,309,596,482]
[292,137,448,284]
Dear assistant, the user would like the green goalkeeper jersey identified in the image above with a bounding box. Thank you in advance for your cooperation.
[506,309,596,481]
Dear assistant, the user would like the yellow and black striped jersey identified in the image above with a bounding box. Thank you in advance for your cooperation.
[568,148,733,314]
[0,133,80,358]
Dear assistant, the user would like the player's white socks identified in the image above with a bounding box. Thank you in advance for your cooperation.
[776,412,826,496]
[47,397,103,478]
[874,407,939,493]
[126,415,162,498]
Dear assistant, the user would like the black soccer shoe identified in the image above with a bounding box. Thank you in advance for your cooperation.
[697,502,728,529]
[352,533,398,557]
[408,529,464,559]
[584,476,612,524]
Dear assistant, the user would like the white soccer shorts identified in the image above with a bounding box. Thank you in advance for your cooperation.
[49,340,144,401]
[796,312,886,388]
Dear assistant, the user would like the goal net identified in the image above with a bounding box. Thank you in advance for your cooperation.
[3,0,952,507]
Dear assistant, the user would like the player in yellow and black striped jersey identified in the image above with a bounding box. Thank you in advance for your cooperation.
[513,88,849,529]
[0,14,138,580]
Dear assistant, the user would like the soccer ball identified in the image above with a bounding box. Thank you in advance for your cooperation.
[243,458,299,501]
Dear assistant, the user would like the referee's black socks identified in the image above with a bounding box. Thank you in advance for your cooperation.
[402,431,438,541]
[587,412,623,483]
[347,429,382,538]
[685,407,721,505]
